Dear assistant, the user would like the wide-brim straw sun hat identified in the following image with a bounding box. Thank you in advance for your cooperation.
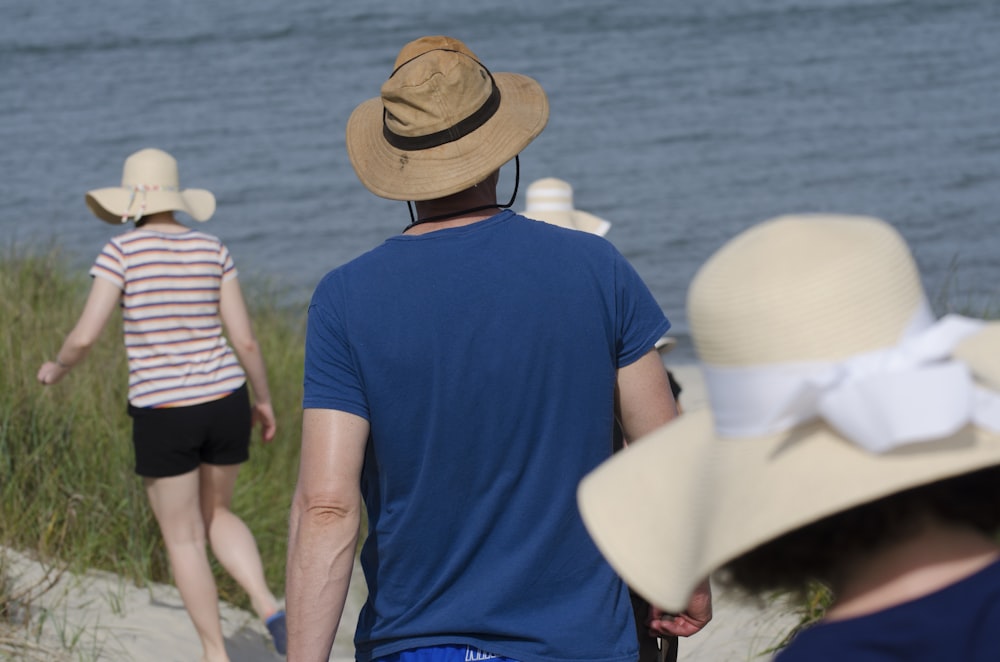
[345,35,549,202]
[523,177,611,236]
[578,213,1000,613]
[86,148,216,224]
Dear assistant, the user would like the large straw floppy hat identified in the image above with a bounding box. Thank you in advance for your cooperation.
[345,36,549,201]
[523,178,611,236]
[86,148,216,224]
[578,213,1000,613]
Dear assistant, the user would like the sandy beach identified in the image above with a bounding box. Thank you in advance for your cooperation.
[2,364,803,661]
[0,545,361,662]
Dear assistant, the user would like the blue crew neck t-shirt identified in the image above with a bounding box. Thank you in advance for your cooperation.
[304,211,671,662]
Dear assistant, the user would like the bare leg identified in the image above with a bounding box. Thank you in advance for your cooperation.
[145,470,230,662]
[200,463,281,621]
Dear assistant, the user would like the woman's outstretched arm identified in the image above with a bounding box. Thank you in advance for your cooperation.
[37,276,121,385]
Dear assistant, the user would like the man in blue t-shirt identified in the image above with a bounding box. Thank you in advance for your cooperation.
[285,35,713,662]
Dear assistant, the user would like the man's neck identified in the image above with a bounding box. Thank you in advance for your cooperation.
[406,183,502,235]
[403,207,501,235]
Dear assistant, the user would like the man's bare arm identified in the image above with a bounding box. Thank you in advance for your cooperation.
[287,408,369,661]
[616,349,712,637]
[616,349,678,443]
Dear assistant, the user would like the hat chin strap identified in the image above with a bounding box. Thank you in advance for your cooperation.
[403,155,520,231]
[702,301,1000,453]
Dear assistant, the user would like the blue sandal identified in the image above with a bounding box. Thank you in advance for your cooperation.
[266,610,287,655]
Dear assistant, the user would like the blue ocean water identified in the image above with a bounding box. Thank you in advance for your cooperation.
[2,0,998,362]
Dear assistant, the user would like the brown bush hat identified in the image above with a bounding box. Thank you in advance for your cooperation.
[345,36,549,201]
[85,148,215,224]
[578,214,1000,612]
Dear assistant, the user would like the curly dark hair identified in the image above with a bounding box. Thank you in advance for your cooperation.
[719,465,1000,598]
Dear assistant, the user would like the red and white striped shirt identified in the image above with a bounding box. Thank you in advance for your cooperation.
[90,229,246,408]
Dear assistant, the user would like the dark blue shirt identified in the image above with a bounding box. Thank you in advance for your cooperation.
[305,212,670,662]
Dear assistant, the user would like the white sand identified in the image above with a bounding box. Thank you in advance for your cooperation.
[2,363,803,661]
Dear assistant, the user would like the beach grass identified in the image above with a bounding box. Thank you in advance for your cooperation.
[0,246,305,612]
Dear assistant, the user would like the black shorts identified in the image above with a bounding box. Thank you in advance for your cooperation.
[128,383,252,478]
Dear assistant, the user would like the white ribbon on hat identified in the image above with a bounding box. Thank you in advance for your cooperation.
[702,301,1000,453]
[527,200,574,212]
[526,184,574,212]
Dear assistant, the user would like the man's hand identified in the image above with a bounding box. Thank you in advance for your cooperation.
[646,579,712,638]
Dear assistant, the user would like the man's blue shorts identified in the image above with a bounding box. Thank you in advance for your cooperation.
[376,645,520,662]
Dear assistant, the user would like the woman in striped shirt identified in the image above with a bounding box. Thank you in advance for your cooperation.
[37,148,287,659]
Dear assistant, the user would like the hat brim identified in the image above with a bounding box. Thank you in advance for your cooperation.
[346,72,549,201]
[578,324,1000,613]
[525,209,611,236]
[85,187,216,224]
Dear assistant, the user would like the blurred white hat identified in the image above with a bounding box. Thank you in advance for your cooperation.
[524,177,611,236]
